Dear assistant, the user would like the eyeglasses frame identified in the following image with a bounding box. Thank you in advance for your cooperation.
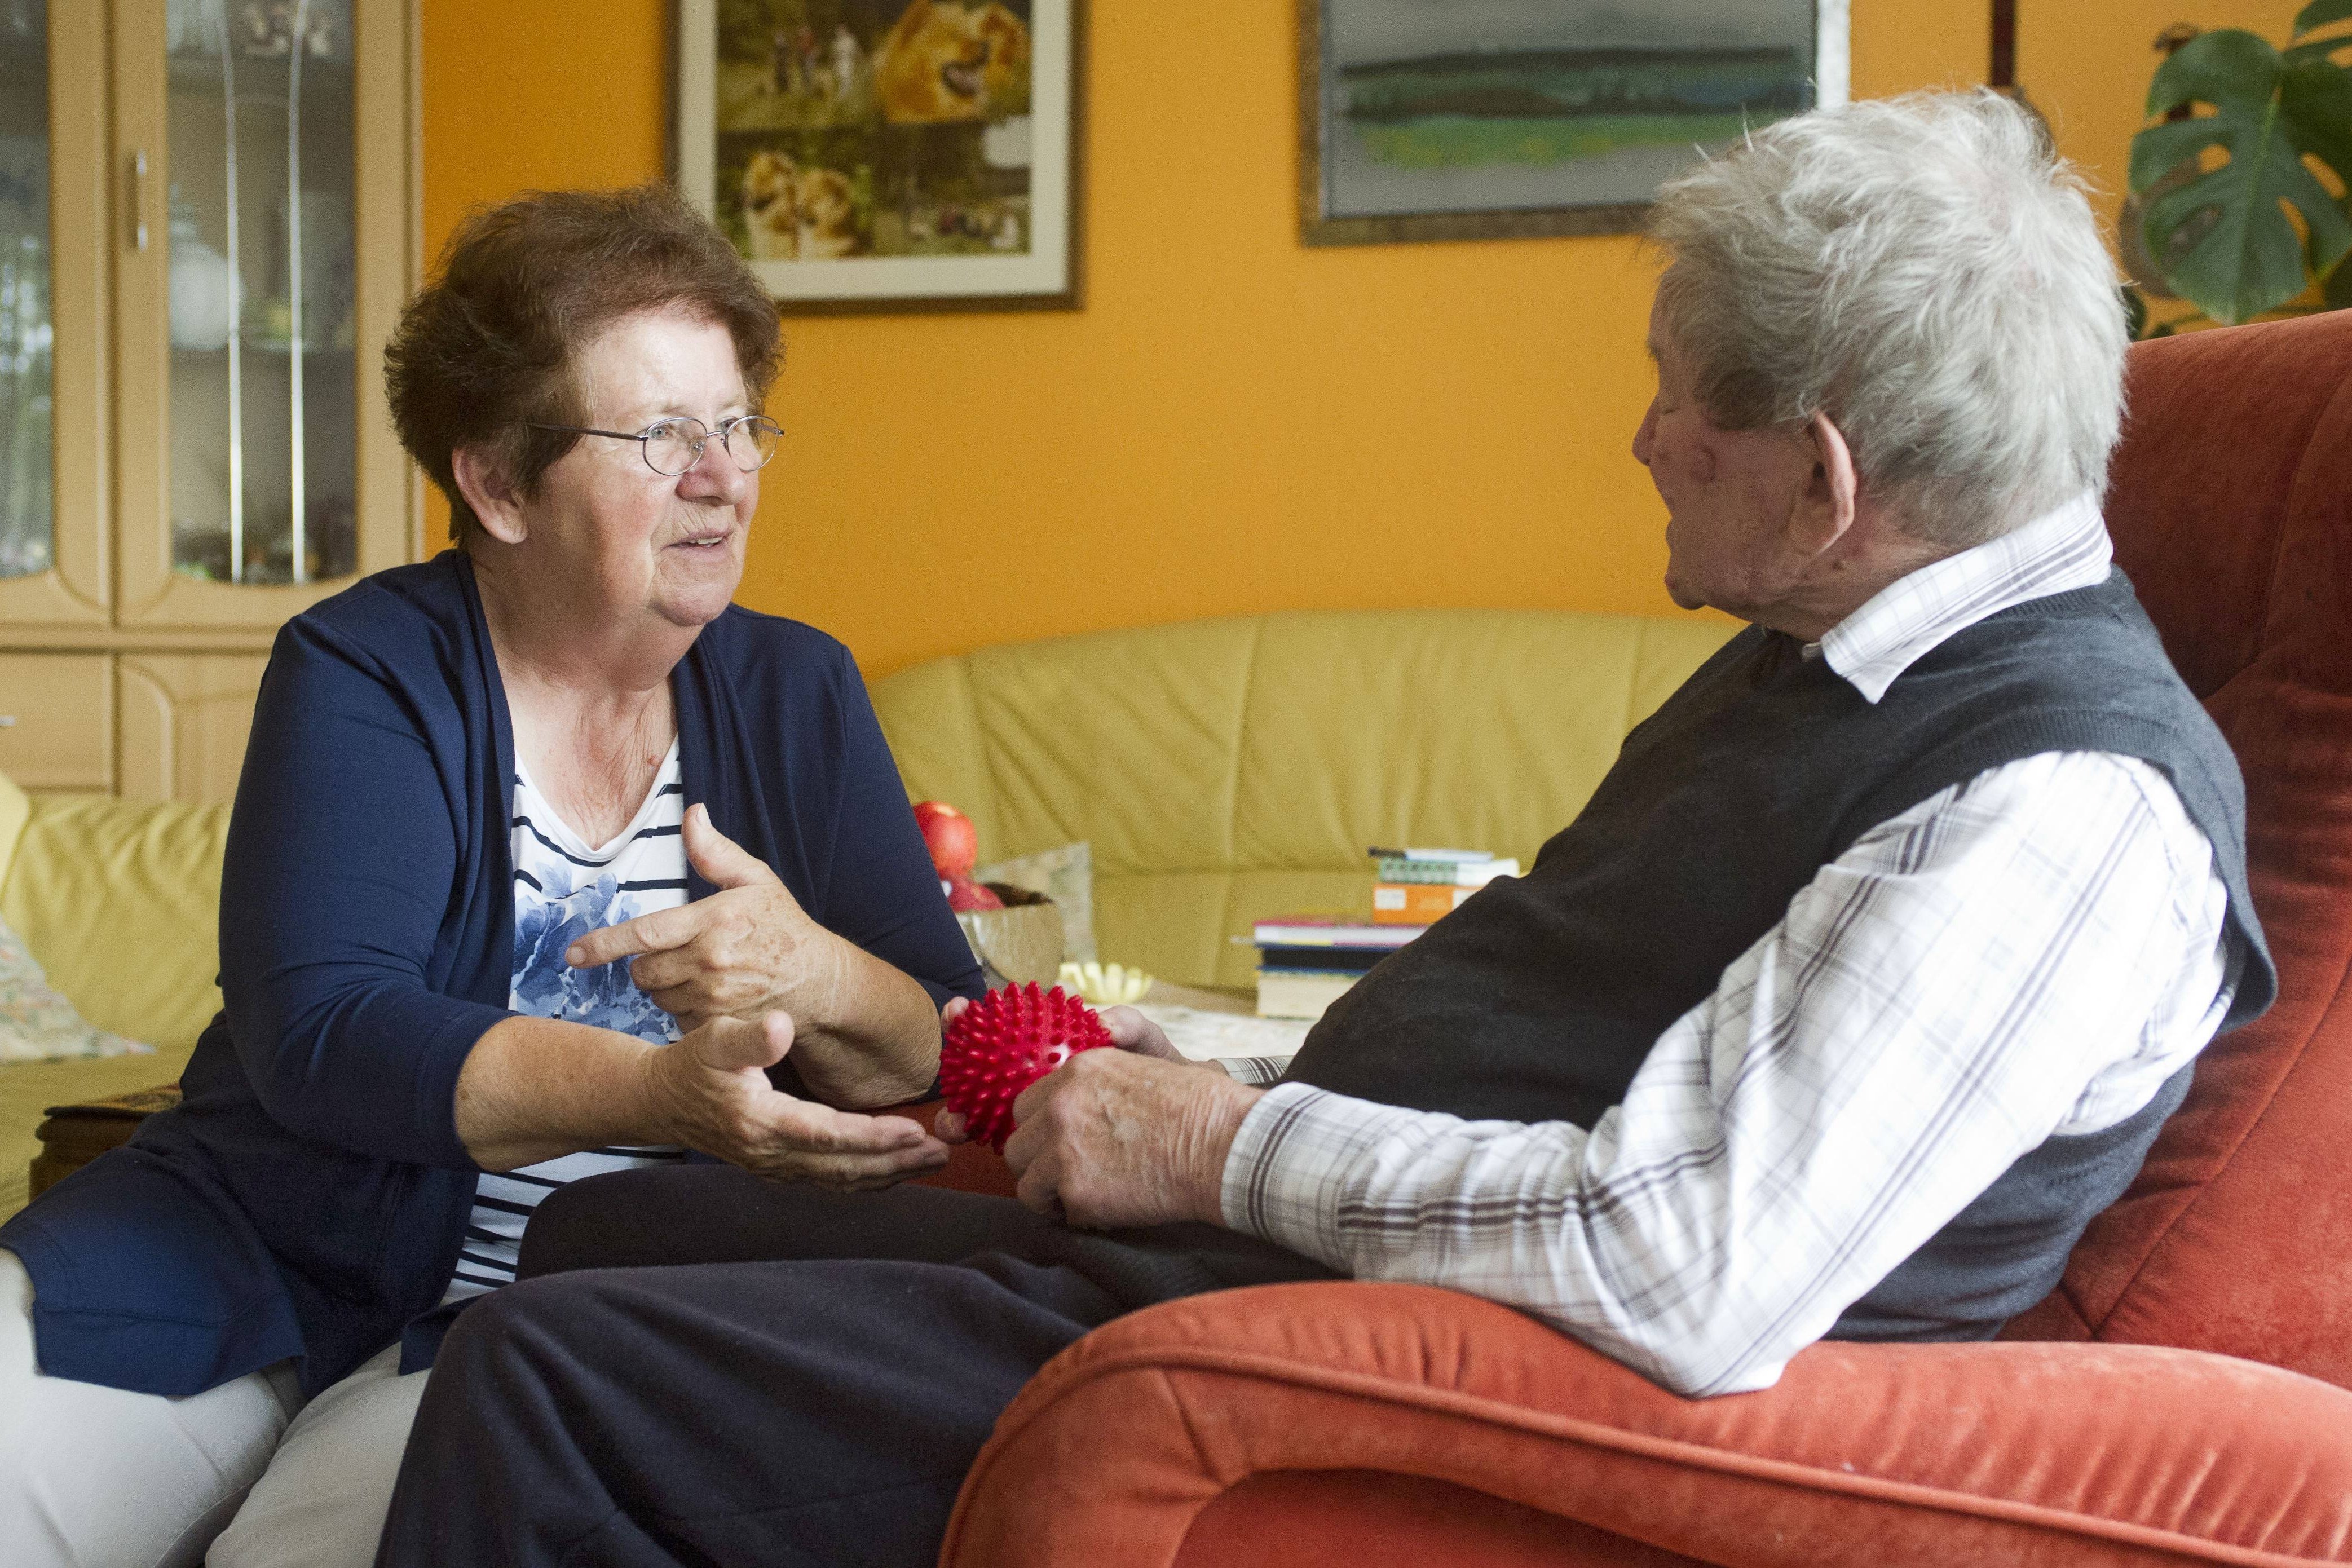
[525,414,784,477]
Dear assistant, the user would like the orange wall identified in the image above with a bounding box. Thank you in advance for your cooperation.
[421,2,2280,678]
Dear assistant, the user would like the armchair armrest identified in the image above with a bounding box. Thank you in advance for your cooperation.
[945,1282,2352,1567]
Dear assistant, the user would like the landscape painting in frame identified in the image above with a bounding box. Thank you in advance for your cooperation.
[678,0,1082,312]
[1300,0,1848,244]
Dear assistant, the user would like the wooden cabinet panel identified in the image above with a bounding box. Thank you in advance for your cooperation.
[0,652,113,790]
[0,1,413,805]
[117,652,268,805]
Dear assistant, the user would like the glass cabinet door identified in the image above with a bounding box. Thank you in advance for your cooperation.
[164,0,356,586]
[117,0,406,630]
[0,1,54,582]
[0,0,105,626]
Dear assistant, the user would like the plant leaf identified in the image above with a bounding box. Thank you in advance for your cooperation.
[2132,29,2352,323]
[2283,58,2352,188]
[2329,256,2352,311]
[2293,0,2352,41]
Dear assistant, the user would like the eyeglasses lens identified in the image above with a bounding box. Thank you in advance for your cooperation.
[724,418,780,471]
[643,421,705,476]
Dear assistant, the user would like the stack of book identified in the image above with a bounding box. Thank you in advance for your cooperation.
[1368,846,1519,925]
[1251,847,1519,1020]
[1251,915,1416,1021]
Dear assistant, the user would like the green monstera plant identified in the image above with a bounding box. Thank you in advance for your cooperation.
[2130,1,2352,329]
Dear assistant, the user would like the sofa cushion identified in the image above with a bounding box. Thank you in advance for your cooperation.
[0,911,153,1062]
[872,608,1733,986]
[0,793,231,1052]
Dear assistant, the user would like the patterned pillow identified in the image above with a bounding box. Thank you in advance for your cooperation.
[0,915,154,1062]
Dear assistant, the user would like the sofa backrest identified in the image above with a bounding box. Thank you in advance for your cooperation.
[0,776,231,1052]
[871,608,1733,987]
[2001,310,2352,1390]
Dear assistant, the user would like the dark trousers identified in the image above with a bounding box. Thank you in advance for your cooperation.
[372,1170,1128,1568]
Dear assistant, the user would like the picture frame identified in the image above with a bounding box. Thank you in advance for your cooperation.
[1298,0,1850,246]
[676,1,1084,314]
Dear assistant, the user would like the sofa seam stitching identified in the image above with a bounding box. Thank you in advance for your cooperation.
[1211,618,1266,982]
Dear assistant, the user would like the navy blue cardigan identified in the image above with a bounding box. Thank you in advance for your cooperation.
[0,554,982,1397]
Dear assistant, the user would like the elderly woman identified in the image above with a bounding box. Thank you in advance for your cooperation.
[0,185,980,1567]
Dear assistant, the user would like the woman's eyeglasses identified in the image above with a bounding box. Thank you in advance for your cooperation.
[527,416,783,477]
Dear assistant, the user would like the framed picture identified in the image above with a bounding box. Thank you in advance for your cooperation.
[1298,0,1849,246]
[677,1,1084,313]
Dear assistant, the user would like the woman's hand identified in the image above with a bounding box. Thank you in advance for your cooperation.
[566,804,943,1107]
[566,805,842,1035]
[645,1010,950,1190]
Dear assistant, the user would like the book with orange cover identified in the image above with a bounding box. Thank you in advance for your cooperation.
[1371,882,1480,924]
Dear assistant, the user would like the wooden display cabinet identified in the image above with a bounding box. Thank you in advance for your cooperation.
[0,0,420,804]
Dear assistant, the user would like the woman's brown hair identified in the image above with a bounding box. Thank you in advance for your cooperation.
[385,184,783,544]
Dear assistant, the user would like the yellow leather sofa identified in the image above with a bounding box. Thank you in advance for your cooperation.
[0,604,1733,1219]
[0,774,224,1216]
[871,607,1733,987]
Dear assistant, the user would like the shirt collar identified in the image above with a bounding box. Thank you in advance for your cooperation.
[1812,491,2113,704]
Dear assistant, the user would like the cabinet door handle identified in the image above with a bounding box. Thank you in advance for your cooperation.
[128,149,149,251]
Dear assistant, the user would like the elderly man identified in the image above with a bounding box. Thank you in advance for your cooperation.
[373,91,2272,1568]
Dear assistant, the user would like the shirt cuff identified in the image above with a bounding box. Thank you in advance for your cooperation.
[1217,1081,1424,1269]
[1211,1054,1293,1087]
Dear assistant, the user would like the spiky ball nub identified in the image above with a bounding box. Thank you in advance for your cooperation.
[939,983,1115,1153]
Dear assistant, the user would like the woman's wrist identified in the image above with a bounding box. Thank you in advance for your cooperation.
[781,947,943,1108]
[457,1015,665,1171]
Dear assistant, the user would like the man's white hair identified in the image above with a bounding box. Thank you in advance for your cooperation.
[1646,90,2127,548]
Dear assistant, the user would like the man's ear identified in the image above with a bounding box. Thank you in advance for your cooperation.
[452,447,529,546]
[1791,410,1860,555]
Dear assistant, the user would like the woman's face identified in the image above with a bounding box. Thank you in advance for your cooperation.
[522,306,760,634]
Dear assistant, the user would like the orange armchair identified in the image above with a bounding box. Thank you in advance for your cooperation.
[928,311,2352,1565]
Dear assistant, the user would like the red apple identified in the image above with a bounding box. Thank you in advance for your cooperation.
[945,874,1003,911]
[915,800,978,877]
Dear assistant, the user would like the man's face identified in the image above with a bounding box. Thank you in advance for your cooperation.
[1631,297,1815,622]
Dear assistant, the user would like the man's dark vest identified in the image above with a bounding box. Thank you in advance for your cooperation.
[1274,568,2274,1339]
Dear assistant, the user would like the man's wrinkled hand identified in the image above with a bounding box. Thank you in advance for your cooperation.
[930,997,1217,1147]
[999,1046,1264,1231]
[564,804,842,1034]
[645,1010,948,1191]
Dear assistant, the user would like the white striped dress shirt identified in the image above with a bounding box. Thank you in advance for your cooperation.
[1216,494,2237,1397]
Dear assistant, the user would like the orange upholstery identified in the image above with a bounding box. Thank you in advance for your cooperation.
[933,313,2352,1565]
[951,1288,2352,1567]
[2002,311,2352,1386]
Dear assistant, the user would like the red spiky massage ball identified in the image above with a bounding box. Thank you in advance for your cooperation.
[939,983,1115,1153]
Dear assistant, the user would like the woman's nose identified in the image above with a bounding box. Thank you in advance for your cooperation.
[680,436,747,501]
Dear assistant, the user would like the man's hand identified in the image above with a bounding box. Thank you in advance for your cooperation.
[932,997,1263,1228]
[643,1009,948,1190]
[566,805,842,1035]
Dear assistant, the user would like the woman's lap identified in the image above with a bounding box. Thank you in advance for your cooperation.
[5,1172,1034,1568]
[2,1247,422,1568]
[206,1342,428,1568]
[0,1247,298,1568]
